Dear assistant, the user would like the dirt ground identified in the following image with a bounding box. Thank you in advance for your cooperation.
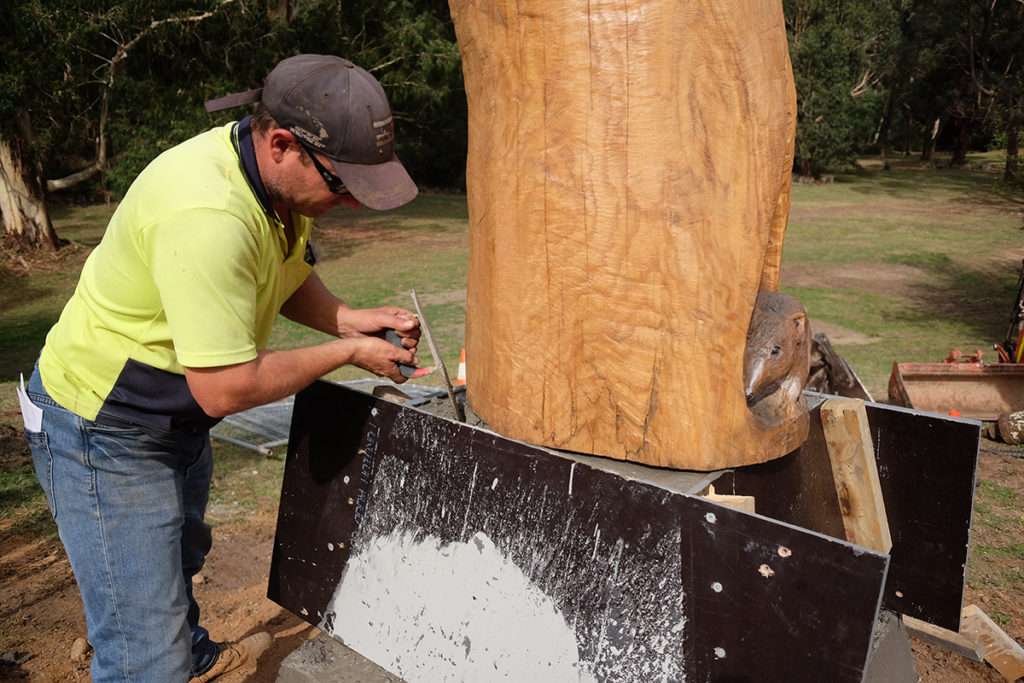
[2,420,1022,682]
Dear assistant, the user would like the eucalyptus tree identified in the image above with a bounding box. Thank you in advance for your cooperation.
[875,0,1023,174]
[0,0,247,250]
[783,0,899,177]
[920,0,1022,169]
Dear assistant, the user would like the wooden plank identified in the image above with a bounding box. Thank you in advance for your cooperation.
[960,605,1024,681]
[703,484,756,514]
[903,615,985,662]
[270,380,890,682]
[820,397,893,553]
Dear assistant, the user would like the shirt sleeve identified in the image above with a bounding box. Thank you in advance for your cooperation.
[143,207,263,368]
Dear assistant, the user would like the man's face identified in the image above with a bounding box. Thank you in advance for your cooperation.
[265,139,361,217]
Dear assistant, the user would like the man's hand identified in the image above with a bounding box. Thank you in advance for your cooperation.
[338,306,421,350]
[185,274,430,418]
[184,333,423,417]
[280,274,422,352]
[347,334,427,381]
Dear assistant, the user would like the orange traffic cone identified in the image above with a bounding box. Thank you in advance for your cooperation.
[455,348,466,387]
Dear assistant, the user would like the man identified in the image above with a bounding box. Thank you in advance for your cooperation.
[23,54,425,682]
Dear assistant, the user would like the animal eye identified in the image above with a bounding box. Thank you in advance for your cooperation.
[771,345,782,356]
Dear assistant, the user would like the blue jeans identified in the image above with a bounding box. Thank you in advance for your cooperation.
[25,367,221,682]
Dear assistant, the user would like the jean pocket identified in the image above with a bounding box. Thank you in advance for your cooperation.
[24,429,58,521]
[85,423,148,438]
[26,391,58,409]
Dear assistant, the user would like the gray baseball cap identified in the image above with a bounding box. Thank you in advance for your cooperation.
[205,54,418,210]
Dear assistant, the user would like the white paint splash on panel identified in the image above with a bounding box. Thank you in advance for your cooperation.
[321,529,597,682]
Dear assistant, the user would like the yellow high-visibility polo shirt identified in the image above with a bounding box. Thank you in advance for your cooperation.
[39,119,313,433]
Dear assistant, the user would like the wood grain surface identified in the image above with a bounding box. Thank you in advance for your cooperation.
[451,0,800,468]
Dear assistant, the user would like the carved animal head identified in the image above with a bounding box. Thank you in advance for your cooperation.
[743,292,811,405]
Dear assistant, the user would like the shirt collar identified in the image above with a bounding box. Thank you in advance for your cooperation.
[230,115,275,218]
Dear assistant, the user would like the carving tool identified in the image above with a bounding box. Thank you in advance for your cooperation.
[410,288,465,422]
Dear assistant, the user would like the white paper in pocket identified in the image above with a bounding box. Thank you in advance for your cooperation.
[17,373,43,432]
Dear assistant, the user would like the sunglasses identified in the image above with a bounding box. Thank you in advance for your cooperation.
[298,143,349,195]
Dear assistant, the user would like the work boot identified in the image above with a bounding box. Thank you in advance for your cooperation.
[187,631,272,683]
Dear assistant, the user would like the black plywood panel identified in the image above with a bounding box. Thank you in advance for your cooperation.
[866,403,978,629]
[726,396,978,632]
[684,497,889,681]
[728,405,847,539]
[270,381,890,682]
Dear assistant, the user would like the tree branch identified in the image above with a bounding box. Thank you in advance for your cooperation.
[46,161,102,192]
[850,71,875,98]
[47,0,237,193]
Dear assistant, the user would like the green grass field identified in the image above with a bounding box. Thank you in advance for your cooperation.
[781,153,1022,398]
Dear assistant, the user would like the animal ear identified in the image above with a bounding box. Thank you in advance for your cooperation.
[791,312,807,337]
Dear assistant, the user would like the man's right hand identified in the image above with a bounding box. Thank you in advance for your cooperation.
[184,334,423,418]
[349,335,424,383]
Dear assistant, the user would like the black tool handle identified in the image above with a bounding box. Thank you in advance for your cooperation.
[386,329,417,378]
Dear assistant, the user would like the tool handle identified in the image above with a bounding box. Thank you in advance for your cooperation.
[385,329,417,379]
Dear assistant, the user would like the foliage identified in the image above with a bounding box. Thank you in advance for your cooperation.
[3,1,1022,209]
[895,0,1024,168]
[285,0,466,188]
[0,0,464,206]
[784,0,897,177]
[783,0,1024,178]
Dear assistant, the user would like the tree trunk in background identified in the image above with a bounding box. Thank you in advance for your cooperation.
[878,84,896,167]
[920,114,940,162]
[0,134,59,251]
[450,0,803,470]
[951,117,971,167]
[1005,116,1020,184]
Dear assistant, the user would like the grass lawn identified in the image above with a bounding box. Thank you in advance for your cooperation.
[781,152,1023,398]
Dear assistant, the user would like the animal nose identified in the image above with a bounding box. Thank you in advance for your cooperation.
[745,391,754,402]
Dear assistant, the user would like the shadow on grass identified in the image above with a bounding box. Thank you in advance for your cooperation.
[844,168,1007,201]
[0,458,57,540]
[313,194,470,266]
[0,315,57,378]
[0,272,62,379]
[318,193,468,231]
[889,256,1020,345]
[5,503,59,540]
[1,466,45,512]
[308,225,361,260]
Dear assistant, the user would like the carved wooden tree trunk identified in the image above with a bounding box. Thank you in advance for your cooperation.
[450,0,800,470]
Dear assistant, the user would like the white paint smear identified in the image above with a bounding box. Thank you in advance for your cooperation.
[321,529,596,682]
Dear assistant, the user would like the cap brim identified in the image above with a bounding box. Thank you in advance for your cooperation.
[330,156,418,211]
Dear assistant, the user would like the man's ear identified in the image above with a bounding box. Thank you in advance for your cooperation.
[266,128,297,162]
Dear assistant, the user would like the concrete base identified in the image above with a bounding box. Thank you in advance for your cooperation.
[279,611,921,683]
[862,611,919,683]
[276,632,401,683]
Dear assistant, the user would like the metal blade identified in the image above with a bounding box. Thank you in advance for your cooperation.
[411,288,465,422]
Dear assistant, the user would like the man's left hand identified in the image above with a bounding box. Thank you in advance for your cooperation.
[339,306,421,351]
